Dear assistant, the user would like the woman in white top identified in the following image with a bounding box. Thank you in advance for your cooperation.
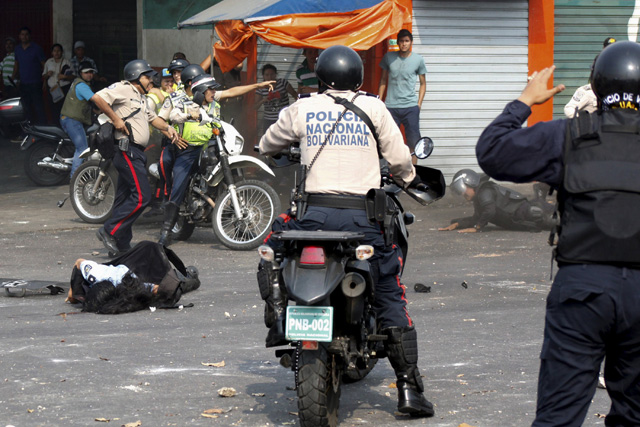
[42,43,73,125]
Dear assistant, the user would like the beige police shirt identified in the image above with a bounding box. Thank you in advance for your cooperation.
[259,89,415,195]
[96,81,157,146]
[564,83,598,118]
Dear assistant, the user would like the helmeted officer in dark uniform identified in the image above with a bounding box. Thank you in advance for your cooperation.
[476,41,640,426]
[258,45,434,418]
[439,169,555,233]
[93,60,178,256]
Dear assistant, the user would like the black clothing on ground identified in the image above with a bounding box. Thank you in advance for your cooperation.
[452,181,554,231]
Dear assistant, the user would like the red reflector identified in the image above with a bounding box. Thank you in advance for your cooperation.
[0,106,14,110]
[300,246,325,265]
[302,340,318,350]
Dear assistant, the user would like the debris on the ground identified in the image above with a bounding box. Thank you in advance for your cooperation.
[414,283,431,293]
[218,387,237,397]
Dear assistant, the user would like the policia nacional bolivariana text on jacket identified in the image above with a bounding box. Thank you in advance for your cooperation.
[476,41,640,426]
[258,46,434,419]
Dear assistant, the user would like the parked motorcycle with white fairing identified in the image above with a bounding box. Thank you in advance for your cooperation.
[257,138,444,427]
[157,117,281,250]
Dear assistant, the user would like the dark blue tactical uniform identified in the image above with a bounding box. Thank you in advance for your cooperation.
[477,99,640,426]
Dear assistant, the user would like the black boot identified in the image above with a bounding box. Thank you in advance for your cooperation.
[158,202,179,246]
[257,260,287,347]
[384,326,435,417]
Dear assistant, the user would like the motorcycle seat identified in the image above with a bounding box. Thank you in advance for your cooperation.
[29,125,69,140]
[271,230,365,242]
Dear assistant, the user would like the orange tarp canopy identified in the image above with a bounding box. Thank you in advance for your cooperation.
[213,0,411,72]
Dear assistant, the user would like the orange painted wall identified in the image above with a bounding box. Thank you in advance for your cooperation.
[528,0,555,125]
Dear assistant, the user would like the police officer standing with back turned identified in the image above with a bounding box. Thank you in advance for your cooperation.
[93,59,178,256]
[476,41,640,426]
[258,45,434,418]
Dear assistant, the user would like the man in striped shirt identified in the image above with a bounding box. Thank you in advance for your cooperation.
[296,48,319,94]
[255,63,297,133]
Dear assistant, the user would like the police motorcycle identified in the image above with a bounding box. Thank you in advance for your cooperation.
[20,116,100,187]
[153,89,280,250]
[256,138,444,427]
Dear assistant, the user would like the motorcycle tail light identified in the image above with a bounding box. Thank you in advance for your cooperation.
[0,106,14,110]
[258,245,274,262]
[355,245,374,260]
[300,246,325,265]
[302,340,318,350]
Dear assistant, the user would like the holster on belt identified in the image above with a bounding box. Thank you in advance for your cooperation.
[366,188,398,246]
[365,189,386,223]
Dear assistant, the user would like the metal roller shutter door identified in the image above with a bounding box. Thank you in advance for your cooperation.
[553,1,635,118]
[412,0,528,182]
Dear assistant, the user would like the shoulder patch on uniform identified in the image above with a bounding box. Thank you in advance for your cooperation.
[162,97,172,108]
[107,83,117,89]
[83,264,92,276]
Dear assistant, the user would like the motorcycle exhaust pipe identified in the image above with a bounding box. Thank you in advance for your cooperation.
[341,272,366,324]
[37,158,70,172]
[192,186,216,209]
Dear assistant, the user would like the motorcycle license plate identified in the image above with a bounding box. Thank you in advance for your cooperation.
[285,306,333,342]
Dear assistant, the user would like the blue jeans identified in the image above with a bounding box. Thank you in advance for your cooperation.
[60,116,87,177]
[388,106,422,151]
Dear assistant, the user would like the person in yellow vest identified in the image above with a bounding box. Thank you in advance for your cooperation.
[60,60,96,176]
[157,73,221,246]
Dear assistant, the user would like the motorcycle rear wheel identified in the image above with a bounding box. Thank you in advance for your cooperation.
[212,179,281,250]
[24,141,71,186]
[297,344,341,427]
[69,160,117,223]
[171,215,196,241]
[342,357,378,384]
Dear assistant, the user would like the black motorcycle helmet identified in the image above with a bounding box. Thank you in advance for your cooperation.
[451,169,481,196]
[167,58,189,72]
[181,64,205,87]
[591,41,640,111]
[123,59,157,82]
[315,45,364,91]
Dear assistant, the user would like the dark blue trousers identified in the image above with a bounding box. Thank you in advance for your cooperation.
[159,144,202,205]
[388,105,421,151]
[267,206,413,329]
[104,146,151,250]
[534,264,640,426]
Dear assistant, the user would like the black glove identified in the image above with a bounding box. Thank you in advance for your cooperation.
[409,175,429,192]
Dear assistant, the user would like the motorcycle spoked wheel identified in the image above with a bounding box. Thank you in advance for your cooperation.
[24,141,72,186]
[297,344,341,427]
[212,179,281,250]
[69,160,117,223]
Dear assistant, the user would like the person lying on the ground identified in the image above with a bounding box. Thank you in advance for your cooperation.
[438,169,555,233]
[67,241,199,313]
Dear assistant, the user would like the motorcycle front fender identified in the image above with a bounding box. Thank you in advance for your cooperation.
[207,154,275,186]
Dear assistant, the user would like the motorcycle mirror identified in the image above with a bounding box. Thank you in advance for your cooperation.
[413,137,434,159]
[192,91,205,107]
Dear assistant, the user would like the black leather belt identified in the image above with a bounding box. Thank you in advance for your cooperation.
[130,142,146,151]
[306,194,366,210]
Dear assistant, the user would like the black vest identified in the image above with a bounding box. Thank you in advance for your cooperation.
[556,109,640,266]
